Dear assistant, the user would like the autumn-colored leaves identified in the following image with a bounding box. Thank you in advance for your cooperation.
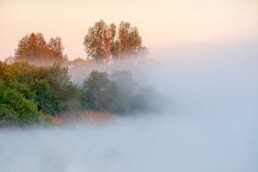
[15,33,67,66]
[12,20,147,65]
[83,20,147,62]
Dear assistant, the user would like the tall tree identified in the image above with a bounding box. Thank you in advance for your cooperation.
[47,37,67,63]
[112,21,146,60]
[14,33,67,65]
[15,33,47,62]
[83,20,116,62]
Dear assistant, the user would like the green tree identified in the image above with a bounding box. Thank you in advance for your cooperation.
[81,71,118,112]
[110,71,137,113]
[5,81,37,102]
[111,70,137,96]
[0,82,40,125]
[0,61,8,80]
[0,61,35,82]
[0,104,18,126]
[33,64,77,114]
[30,80,53,114]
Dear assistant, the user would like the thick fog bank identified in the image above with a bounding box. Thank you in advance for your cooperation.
[0,44,257,172]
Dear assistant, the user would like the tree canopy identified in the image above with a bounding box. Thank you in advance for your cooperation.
[112,21,147,60]
[15,33,67,65]
[83,20,147,62]
[83,20,116,62]
[81,71,118,111]
[0,61,77,126]
[0,82,41,126]
[80,70,160,114]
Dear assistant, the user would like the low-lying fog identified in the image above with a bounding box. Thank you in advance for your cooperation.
[0,43,257,172]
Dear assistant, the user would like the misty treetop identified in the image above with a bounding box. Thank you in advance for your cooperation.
[13,33,68,65]
[6,20,147,65]
[83,21,116,63]
[83,20,147,62]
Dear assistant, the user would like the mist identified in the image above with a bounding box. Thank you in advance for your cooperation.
[0,43,257,172]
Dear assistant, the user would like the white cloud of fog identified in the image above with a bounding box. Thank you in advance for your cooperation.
[0,43,257,172]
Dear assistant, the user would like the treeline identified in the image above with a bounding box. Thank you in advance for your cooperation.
[6,20,147,65]
[0,61,158,126]
[0,20,156,127]
[0,62,76,126]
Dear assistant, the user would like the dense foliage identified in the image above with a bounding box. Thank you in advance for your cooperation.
[83,20,147,62]
[0,62,76,126]
[81,70,159,114]
[83,20,116,62]
[14,33,67,65]
[0,60,159,126]
[0,81,48,126]
[0,21,156,127]
[81,71,118,111]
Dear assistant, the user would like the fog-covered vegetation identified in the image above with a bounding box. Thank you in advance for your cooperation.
[0,20,157,127]
[0,61,160,127]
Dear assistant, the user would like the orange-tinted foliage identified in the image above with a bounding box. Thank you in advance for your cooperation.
[15,33,67,66]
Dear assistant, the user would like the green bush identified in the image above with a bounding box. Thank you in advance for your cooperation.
[0,104,18,126]
[0,82,40,126]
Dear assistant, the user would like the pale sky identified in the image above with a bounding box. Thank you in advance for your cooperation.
[0,0,257,60]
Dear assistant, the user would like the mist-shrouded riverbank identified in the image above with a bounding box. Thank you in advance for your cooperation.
[0,44,257,172]
[0,111,256,172]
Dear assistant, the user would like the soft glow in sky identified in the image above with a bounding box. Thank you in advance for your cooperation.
[0,0,257,60]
